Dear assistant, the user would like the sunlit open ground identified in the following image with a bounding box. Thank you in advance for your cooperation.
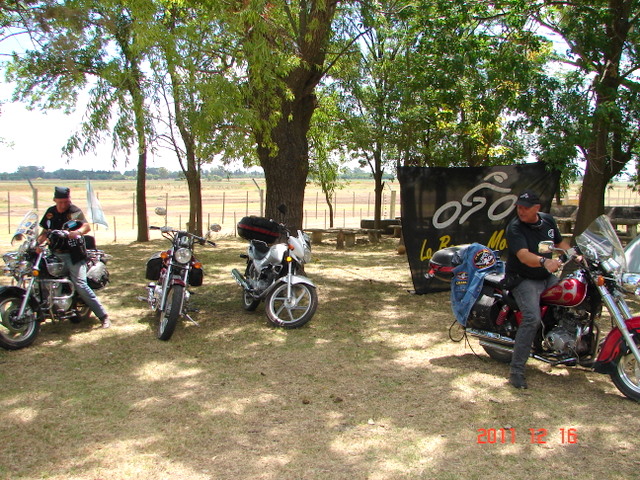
[1,227,639,479]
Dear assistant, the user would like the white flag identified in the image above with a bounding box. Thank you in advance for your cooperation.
[86,179,109,229]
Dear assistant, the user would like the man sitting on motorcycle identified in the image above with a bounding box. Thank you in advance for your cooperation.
[37,186,111,329]
[505,190,571,389]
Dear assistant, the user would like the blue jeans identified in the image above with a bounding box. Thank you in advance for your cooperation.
[510,275,558,375]
[58,253,108,321]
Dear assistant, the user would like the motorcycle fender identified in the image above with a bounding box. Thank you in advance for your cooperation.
[170,278,187,287]
[0,285,42,320]
[593,316,640,374]
[0,285,28,298]
[278,275,315,288]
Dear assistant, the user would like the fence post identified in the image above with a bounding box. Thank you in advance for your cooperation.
[222,192,226,224]
[390,191,396,219]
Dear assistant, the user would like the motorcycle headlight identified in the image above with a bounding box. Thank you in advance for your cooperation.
[303,245,312,264]
[621,273,640,294]
[3,252,17,265]
[174,247,192,264]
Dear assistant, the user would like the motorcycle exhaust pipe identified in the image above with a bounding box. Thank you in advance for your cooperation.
[478,340,514,354]
[466,328,516,346]
[231,268,250,291]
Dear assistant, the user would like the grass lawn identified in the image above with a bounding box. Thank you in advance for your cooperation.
[1,235,639,480]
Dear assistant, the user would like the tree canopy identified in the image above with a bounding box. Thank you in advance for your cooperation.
[1,0,638,234]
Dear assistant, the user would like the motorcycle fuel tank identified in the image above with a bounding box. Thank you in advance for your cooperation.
[540,276,587,307]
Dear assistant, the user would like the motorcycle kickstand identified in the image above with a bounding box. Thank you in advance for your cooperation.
[184,313,200,327]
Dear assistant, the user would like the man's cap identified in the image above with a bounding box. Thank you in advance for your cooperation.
[54,186,70,199]
[515,190,541,207]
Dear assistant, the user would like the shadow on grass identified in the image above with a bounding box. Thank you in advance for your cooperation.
[1,237,639,479]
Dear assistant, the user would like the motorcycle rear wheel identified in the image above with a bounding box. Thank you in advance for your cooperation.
[481,345,513,363]
[242,263,260,311]
[265,283,317,329]
[0,292,40,350]
[157,285,183,341]
[70,300,91,323]
[610,335,640,402]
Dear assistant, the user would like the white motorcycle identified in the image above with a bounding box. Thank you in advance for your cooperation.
[231,205,317,328]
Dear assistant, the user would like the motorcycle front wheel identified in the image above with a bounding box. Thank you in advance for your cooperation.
[610,335,640,402]
[265,283,317,329]
[157,285,183,341]
[0,292,40,350]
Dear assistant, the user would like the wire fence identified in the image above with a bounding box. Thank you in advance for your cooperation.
[0,179,401,246]
[0,179,637,248]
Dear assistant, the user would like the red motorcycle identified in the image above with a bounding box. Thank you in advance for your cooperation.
[429,215,640,401]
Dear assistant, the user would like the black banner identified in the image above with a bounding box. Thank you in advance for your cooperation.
[398,162,560,293]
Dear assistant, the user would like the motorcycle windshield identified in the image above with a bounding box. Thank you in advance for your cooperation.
[12,211,39,244]
[575,214,627,272]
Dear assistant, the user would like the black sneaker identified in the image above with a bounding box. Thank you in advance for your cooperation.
[509,373,528,389]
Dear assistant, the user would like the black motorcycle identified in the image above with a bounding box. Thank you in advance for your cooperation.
[143,224,220,340]
[0,211,110,350]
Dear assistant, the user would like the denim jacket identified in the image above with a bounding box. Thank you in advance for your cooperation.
[451,243,504,326]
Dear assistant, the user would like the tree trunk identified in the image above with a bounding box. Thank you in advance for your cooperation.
[131,78,149,242]
[371,147,384,230]
[573,0,631,235]
[257,95,314,231]
[324,191,334,228]
[135,150,148,242]
[185,150,203,236]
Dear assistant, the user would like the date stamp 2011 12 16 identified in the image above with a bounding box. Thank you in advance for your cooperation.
[477,428,578,444]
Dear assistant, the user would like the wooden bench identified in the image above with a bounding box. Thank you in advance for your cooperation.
[388,224,402,238]
[304,228,385,248]
[549,215,639,241]
[611,218,640,239]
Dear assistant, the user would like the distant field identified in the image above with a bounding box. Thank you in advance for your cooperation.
[0,178,637,248]
[0,178,401,247]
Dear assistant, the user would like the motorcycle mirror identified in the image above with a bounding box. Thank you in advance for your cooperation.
[155,207,167,216]
[538,241,554,254]
[209,224,222,233]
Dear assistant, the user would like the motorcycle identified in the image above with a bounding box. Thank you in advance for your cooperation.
[231,206,317,328]
[0,211,111,350]
[429,214,640,401]
[144,222,220,340]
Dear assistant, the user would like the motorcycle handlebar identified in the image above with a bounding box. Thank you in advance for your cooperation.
[149,226,216,247]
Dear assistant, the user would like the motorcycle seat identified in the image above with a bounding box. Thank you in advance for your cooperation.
[483,272,505,288]
[483,272,520,310]
[250,240,271,259]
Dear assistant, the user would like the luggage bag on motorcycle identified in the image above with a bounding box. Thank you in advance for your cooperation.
[87,260,110,290]
[429,245,467,282]
[188,266,203,287]
[237,216,280,244]
[145,252,164,280]
[465,283,500,330]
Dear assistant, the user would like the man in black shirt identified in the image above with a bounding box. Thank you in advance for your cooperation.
[505,190,571,389]
[38,186,111,328]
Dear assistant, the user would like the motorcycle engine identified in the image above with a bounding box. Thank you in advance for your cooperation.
[42,281,74,311]
[543,327,576,354]
[543,309,589,354]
